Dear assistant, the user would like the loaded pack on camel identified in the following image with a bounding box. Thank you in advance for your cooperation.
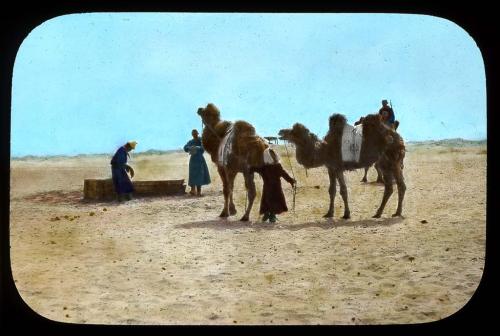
[197,103,272,221]
[279,113,406,219]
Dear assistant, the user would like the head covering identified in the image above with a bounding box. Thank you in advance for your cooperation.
[263,147,281,165]
[127,141,138,149]
[382,99,388,104]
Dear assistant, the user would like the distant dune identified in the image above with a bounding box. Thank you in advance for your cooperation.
[406,138,486,147]
[11,148,185,161]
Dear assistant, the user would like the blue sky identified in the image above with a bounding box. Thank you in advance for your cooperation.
[11,13,486,156]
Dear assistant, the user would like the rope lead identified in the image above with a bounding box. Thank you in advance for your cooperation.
[283,141,297,213]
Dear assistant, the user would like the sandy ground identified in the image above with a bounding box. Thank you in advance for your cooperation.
[9,143,486,325]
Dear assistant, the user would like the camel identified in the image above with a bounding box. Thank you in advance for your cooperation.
[197,103,269,221]
[279,113,406,219]
[355,117,400,183]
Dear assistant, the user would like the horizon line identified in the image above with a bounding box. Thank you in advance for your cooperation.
[10,137,486,160]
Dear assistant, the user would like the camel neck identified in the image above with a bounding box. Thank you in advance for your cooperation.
[295,139,325,169]
[201,120,231,157]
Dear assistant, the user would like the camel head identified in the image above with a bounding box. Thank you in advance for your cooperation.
[197,103,221,127]
[279,123,319,147]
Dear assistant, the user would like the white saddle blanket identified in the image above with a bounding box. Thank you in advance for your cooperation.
[341,124,363,163]
[217,125,235,166]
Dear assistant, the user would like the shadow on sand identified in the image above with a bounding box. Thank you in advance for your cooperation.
[19,190,84,205]
[363,181,385,186]
[17,190,195,206]
[175,216,404,231]
[360,180,398,186]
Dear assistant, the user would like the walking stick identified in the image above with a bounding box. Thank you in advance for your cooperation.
[389,100,397,130]
[283,141,297,213]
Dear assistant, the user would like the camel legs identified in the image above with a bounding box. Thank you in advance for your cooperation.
[392,164,406,217]
[336,171,351,219]
[361,163,383,183]
[373,168,394,218]
[375,162,384,183]
[324,167,337,218]
[240,171,256,221]
[361,167,369,183]
[217,166,230,217]
[227,170,237,216]
[373,160,406,218]
[218,167,237,217]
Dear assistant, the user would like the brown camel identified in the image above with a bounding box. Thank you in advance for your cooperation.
[197,103,269,221]
[354,118,400,183]
[279,113,406,219]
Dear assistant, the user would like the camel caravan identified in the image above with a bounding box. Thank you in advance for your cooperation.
[197,102,406,221]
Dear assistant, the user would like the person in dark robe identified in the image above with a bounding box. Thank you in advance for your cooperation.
[184,129,211,196]
[379,99,396,128]
[110,141,137,202]
[251,149,296,223]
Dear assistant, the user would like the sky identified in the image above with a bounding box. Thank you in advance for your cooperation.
[11,13,486,156]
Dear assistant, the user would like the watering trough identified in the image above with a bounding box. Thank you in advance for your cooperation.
[83,179,186,201]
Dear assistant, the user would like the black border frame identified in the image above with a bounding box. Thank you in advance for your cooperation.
[1,1,496,334]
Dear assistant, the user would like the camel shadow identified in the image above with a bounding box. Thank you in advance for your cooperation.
[362,181,386,186]
[176,219,262,231]
[175,216,404,231]
[360,180,399,186]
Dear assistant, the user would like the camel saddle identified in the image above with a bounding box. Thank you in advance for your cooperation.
[218,124,235,166]
[341,124,363,163]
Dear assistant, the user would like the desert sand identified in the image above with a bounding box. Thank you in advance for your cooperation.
[9,142,486,325]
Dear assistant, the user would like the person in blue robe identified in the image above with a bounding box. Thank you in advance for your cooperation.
[110,141,137,202]
[183,130,211,196]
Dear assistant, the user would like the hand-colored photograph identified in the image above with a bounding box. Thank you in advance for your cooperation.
[9,13,486,325]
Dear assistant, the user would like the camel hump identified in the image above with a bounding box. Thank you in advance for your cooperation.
[329,114,347,133]
[247,137,268,167]
[205,103,220,115]
[324,113,348,144]
[233,120,256,135]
